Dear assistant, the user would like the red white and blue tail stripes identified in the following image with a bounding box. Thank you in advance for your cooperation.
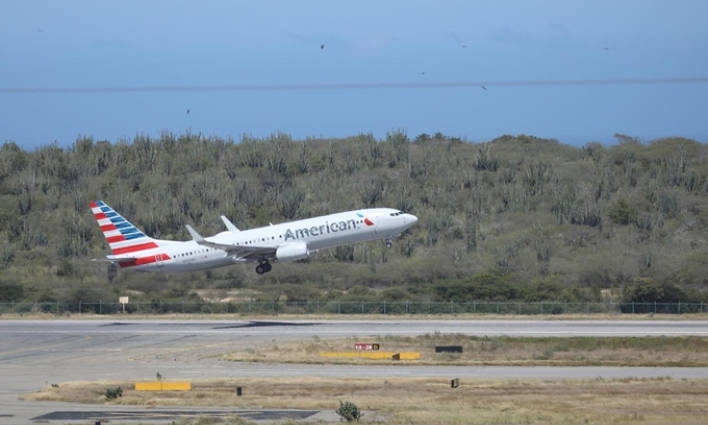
[89,201,159,255]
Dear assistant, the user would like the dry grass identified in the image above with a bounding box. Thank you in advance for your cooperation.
[223,334,708,367]
[3,312,708,321]
[22,377,708,424]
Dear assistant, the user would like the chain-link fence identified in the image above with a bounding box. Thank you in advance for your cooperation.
[0,301,705,316]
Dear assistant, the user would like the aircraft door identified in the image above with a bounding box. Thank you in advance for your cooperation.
[155,253,164,268]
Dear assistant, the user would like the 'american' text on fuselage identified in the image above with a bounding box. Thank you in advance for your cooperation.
[284,218,360,241]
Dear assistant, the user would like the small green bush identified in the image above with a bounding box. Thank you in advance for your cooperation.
[104,387,123,399]
[336,400,361,422]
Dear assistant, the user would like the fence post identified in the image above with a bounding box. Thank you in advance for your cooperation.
[406,300,408,315]
[384,301,387,315]
[99,300,102,315]
[11,301,14,314]
[473,301,476,314]
[678,301,681,315]
[632,301,634,314]
[518,301,521,315]
[654,301,656,315]
[338,301,340,315]
[56,300,59,315]
[79,301,81,314]
[497,301,499,314]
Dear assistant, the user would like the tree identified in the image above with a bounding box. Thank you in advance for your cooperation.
[0,283,24,302]
[608,198,637,225]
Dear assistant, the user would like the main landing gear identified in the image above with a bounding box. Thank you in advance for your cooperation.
[255,261,272,274]
[386,238,393,249]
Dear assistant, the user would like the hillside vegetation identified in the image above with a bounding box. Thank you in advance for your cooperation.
[1,130,708,307]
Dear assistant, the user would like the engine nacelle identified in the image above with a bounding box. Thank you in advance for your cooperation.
[276,242,318,263]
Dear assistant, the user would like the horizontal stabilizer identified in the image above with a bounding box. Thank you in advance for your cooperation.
[94,255,140,263]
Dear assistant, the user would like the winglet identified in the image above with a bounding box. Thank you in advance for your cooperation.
[185,224,205,242]
[220,215,240,233]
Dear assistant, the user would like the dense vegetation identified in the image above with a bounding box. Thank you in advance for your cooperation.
[1,130,708,307]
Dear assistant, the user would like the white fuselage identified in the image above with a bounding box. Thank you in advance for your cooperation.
[115,208,417,272]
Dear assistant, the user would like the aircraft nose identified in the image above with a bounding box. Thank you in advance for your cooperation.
[407,214,418,225]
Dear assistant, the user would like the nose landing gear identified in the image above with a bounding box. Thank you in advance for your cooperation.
[385,239,393,249]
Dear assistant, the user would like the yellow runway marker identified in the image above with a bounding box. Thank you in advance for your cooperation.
[135,381,191,391]
[319,351,420,360]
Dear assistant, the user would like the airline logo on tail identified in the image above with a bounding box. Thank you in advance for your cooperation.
[90,201,171,269]
[90,201,158,254]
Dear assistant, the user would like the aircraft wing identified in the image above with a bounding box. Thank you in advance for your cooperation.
[185,225,275,260]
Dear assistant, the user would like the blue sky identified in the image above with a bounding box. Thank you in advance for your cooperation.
[1,0,707,149]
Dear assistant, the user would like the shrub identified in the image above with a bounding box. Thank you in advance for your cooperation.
[608,198,637,225]
[104,387,123,399]
[336,400,361,422]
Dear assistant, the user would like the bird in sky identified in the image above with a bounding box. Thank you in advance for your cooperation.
[482,86,487,90]
[321,44,324,49]
[187,109,190,115]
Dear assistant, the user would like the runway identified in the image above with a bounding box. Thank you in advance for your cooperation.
[2,319,708,424]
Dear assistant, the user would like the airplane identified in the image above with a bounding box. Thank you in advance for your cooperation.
[89,200,418,274]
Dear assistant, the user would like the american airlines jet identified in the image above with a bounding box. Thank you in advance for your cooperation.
[89,201,418,274]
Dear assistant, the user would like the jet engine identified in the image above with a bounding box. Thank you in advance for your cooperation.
[276,242,318,262]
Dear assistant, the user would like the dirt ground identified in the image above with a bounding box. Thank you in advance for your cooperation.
[22,376,708,425]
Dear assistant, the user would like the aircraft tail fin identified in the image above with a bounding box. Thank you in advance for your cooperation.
[89,201,161,256]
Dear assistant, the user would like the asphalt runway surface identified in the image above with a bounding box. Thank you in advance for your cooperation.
[2,319,708,424]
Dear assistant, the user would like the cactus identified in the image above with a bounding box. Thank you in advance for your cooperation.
[336,400,361,422]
